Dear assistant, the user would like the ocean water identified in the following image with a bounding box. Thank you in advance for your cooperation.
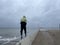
[0,28,37,45]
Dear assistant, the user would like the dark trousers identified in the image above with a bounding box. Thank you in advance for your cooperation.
[20,22,26,37]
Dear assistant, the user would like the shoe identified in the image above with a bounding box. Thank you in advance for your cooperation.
[25,34,27,37]
[21,36,23,40]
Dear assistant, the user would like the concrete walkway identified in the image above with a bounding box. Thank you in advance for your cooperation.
[32,31,54,45]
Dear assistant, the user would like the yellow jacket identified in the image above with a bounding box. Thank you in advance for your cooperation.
[21,17,27,23]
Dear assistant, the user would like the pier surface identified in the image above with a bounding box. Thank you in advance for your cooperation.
[32,30,60,45]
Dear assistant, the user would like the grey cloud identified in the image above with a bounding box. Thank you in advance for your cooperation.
[0,0,60,28]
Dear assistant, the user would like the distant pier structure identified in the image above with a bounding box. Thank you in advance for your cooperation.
[59,24,60,30]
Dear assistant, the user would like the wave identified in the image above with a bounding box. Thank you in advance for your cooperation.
[0,37,20,41]
[0,36,2,38]
[0,36,20,45]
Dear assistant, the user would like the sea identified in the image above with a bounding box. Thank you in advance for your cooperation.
[0,28,37,45]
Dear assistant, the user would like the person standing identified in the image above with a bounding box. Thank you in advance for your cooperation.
[20,16,27,39]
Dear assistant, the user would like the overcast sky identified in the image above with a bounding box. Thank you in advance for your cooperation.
[0,0,60,28]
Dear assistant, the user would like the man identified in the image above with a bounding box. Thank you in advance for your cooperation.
[20,16,27,39]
